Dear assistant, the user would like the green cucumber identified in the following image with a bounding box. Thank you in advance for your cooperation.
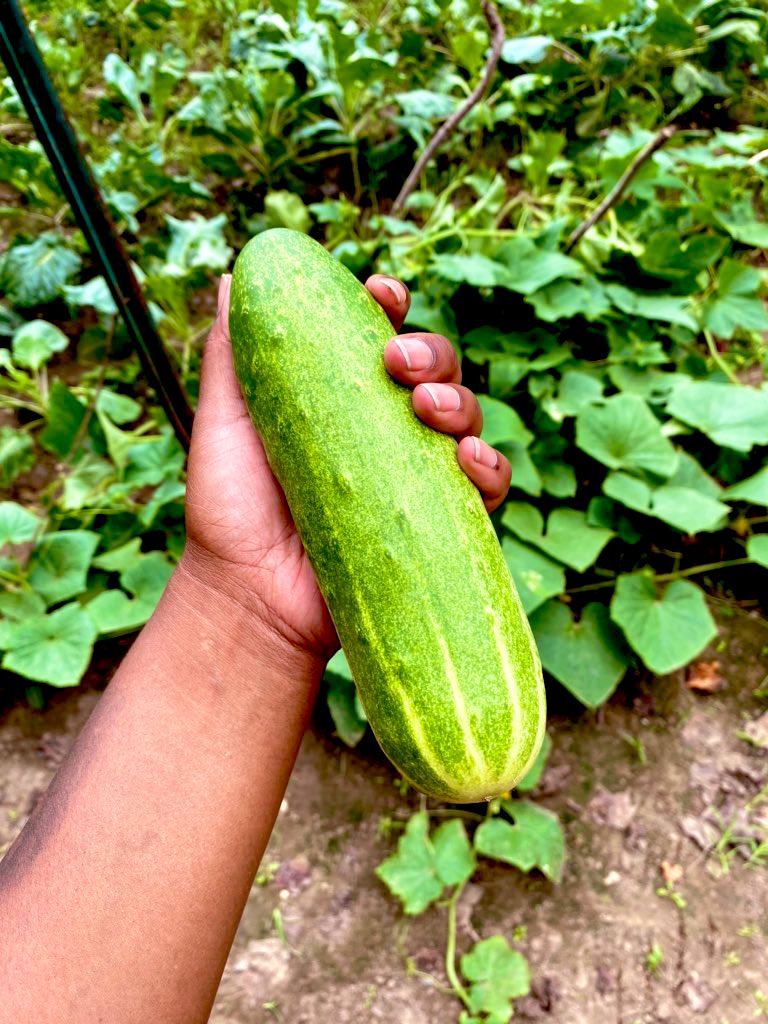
[230,229,545,803]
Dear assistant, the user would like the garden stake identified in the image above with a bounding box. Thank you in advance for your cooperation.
[0,0,194,450]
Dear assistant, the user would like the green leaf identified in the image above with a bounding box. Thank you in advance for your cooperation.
[603,472,730,535]
[264,190,311,233]
[430,253,505,288]
[504,445,542,497]
[530,601,630,707]
[605,284,698,331]
[87,548,173,635]
[0,234,81,307]
[0,587,45,623]
[726,466,768,504]
[27,531,99,606]
[496,237,582,295]
[0,428,34,487]
[63,275,118,315]
[60,457,114,511]
[2,602,96,686]
[96,389,142,425]
[11,319,69,371]
[476,800,565,883]
[477,396,533,447]
[530,277,609,323]
[460,936,530,1023]
[666,380,768,452]
[103,53,144,118]
[543,370,604,421]
[0,501,41,546]
[92,538,143,573]
[432,818,476,887]
[502,537,565,614]
[502,503,613,572]
[376,813,475,916]
[39,380,88,458]
[326,649,367,747]
[576,394,678,477]
[747,535,768,568]
[164,213,232,275]
[517,731,552,793]
[610,575,717,674]
[702,260,768,339]
[714,201,768,249]
[501,35,554,64]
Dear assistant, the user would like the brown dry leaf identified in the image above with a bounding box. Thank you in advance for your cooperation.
[661,860,684,884]
[686,660,724,694]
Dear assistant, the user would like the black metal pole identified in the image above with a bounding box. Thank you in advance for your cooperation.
[0,0,194,450]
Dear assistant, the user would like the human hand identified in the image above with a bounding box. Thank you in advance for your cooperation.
[181,274,512,664]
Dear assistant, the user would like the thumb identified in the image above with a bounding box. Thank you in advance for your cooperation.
[193,275,250,431]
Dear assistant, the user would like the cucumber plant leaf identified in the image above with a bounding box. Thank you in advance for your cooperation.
[747,535,768,568]
[530,601,630,707]
[475,800,565,884]
[87,550,173,635]
[576,394,678,477]
[610,574,717,674]
[376,812,475,915]
[0,234,81,307]
[501,537,565,615]
[0,427,34,487]
[460,936,531,1024]
[702,260,768,339]
[11,320,69,371]
[502,503,613,572]
[477,396,533,447]
[726,466,768,504]
[27,531,100,606]
[0,501,41,546]
[324,649,367,747]
[666,380,768,452]
[1,602,97,687]
[603,472,730,534]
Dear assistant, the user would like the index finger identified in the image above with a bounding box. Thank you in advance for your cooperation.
[365,275,411,332]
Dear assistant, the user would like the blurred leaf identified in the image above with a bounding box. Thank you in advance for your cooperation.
[610,575,717,674]
[63,276,118,315]
[164,214,232,275]
[0,234,81,307]
[725,466,768,505]
[430,253,505,288]
[11,320,69,371]
[103,53,144,119]
[0,501,41,546]
[39,381,89,458]
[460,936,530,1024]
[747,535,768,568]
[702,260,768,339]
[497,237,582,295]
[531,601,630,707]
[27,531,99,605]
[1,602,96,686]
[476,800,565,883]
[501,35,554,64]
[603,472,730,534]
[264,191,311,233]
[0,427,34,487]
[605,285,698,331]
[516,731,552,793]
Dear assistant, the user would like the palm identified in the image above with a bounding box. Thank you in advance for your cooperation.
[185,317,336,655]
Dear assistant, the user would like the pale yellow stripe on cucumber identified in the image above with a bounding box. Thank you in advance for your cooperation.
[484,602,525,782]
[436,631,488,776]
[389,679,465,795]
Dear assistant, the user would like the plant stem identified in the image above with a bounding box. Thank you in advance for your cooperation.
[391,0,505,215]
[653,557,752,582]
[445,884,472,1011]
[565,125,677,252]
[703,329,739,384]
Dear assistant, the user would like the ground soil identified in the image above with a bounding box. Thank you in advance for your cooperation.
[1,606,766,1024]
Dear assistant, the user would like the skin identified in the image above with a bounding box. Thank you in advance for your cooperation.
[0,275,511,1024]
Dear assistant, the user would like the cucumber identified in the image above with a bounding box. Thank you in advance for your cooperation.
[230,229,545,803]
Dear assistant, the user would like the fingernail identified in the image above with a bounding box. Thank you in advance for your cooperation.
[217,274,232,313]
[422,383,461,412]
[394,337,435,371]
[381,277,407,306]
[473,436,499,469]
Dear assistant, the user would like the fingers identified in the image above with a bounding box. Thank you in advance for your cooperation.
[412,383,483,441]
[193,275,251,432]
[457,437,512,514]
[365,274,411,332]
[383,332,462,386]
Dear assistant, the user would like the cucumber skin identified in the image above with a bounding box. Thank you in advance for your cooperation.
[230,229,546,803]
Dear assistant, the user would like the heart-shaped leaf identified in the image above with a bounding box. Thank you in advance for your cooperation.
[531,601,630,707]
[2,602,96,686]
[27,531,99,606]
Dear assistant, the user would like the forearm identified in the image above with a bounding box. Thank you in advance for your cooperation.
[0,558,323,1024]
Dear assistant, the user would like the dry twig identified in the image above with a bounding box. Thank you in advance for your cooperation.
[565,125,677,253]
[391,0,505,216]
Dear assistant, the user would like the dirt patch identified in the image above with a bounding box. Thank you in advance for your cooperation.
[1,608,767,1023]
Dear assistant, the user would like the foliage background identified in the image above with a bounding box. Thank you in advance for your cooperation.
[2,0,767,707]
